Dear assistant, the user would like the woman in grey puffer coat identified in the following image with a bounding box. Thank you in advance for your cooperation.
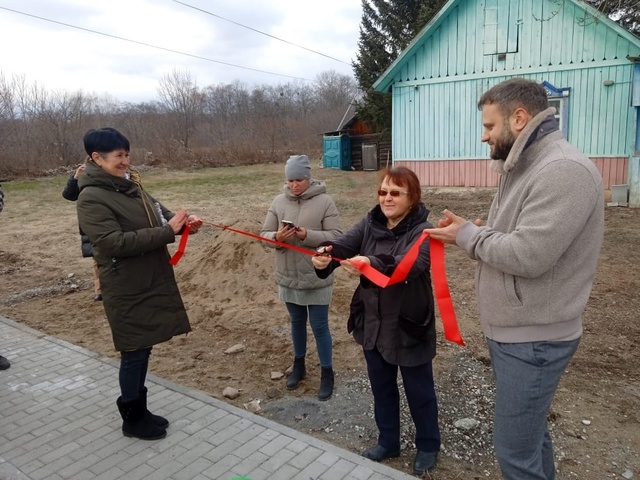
[261,155,342,400]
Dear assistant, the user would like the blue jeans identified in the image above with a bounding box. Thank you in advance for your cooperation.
[363,347,441,453]
[285,303,332,368]
[119,347,152,402]
[488,338,580,480]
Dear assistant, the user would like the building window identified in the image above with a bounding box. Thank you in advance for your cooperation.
[547,98,565,132]
[542,81,570,139]
[483,2,520,56]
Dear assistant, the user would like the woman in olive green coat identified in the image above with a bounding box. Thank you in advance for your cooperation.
[76,128,202,441]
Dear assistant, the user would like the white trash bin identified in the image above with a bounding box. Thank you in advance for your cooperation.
[611,184,629,206]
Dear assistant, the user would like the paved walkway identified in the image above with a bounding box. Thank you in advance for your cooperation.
[0,315,416,480]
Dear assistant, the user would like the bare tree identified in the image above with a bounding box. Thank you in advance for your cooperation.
[0,67,360,175]
[0,73,15,146]
[314,70,360,112]
[35,90,99,166]
[157,69,204,149]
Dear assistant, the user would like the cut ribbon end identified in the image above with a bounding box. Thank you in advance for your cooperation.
[428,236,466,347]
[169,226,190,266]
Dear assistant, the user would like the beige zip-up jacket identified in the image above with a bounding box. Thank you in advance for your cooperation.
[262,179,342,290]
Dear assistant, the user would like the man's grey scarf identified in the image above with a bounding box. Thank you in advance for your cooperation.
[491,107,558,174]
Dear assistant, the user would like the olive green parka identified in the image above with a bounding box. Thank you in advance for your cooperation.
[76,161,191,351]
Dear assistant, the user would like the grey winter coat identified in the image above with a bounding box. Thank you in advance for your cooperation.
[262,179,342,290]
[76,161,191,352]
[457,108,604,343]
[316,203,436,367]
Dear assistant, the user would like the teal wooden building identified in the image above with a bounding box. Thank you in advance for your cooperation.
[373,0,640,206]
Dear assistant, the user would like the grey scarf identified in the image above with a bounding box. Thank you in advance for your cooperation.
[491,107,557,174]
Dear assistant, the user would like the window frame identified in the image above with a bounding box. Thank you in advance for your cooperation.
[542,81,571,140]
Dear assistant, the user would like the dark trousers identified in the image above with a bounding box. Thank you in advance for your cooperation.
[363,347,441,453]
[119,347,152,402]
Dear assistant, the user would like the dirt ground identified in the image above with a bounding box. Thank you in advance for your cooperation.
[0,164,638,479]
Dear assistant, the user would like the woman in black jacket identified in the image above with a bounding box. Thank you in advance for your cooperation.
[312,167,440,475]
[62,161,102,301]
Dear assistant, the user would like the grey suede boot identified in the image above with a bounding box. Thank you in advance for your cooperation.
[318,367,334,401]
[117,396,166,440]
[286,356,306,390]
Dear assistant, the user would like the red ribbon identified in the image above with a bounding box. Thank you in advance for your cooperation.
[169,226,189,265]
[348,232,464,346]
[170,221,465,346]
[429,237,465,345]
[351,231,427,288]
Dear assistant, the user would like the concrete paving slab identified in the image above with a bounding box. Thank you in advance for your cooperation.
[0,316,416,480]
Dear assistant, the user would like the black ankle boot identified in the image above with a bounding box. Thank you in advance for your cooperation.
[318,367,334,401]
[117,396,166,440]
[139,387,169,428]
[413,450,438,474]
[362,444,401,461]
[286,356,306,390]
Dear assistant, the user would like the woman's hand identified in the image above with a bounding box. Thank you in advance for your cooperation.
[73,163,86,179]
[294,226,307,240]
[311,245,332,270]
[187,214,203,233]
[340,255,370,276]
[275,224,297,243]
[168,209,188,234]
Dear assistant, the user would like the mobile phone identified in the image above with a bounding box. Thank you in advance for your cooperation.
[281,220,295,229]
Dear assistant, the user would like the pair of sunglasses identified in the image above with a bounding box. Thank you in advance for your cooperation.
[377,189,409,197]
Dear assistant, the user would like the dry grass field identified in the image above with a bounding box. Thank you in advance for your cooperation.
[0,163,638,478]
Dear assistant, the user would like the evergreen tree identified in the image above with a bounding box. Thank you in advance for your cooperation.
[352,0,447,133]
[585,0,639,35]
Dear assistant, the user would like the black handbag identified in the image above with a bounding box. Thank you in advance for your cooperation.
[347,286,365,334]
[80,234,93,258]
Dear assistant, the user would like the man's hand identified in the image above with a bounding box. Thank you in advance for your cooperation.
[424,209,467,244]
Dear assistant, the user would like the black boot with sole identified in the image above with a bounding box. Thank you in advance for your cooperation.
[117,396,167,440]
[139,387,169,428]
[318,366,334,401]
[286,356,306,390]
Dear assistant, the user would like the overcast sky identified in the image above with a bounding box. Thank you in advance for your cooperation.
[0,0,362,103]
